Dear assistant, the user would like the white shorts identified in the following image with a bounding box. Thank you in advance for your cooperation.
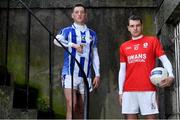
[61,75,93,94]
[122,92,159,115]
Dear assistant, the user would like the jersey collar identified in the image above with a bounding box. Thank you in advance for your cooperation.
[132,35,143,40]
[72,23,87,32]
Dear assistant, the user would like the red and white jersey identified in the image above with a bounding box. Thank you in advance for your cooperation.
[119,36,165,91]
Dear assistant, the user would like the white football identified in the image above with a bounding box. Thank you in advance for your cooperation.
[150,67,168,86]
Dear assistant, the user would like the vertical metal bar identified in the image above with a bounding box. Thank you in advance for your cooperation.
[5,0,10,67]
[174,26,176,118]
[5,0,10,86]
[175,22,180,119]
[174,25,178,119]
[178,22,180,119]
[71,72,74,118]
[49,32,53,110]
[174,26,177,119]
[178,29,179,119]
[175,23,179,119]
[25,11,31,110]
[83,77,89,119]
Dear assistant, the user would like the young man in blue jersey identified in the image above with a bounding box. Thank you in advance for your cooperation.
[54,3,100,119]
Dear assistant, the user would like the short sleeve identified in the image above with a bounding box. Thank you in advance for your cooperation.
[154,37,165,57]
[57,27,70,41]
[119,45,127,62]
[89,29,97,48]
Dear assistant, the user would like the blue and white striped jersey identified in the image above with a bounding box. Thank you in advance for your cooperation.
[54,23,100,78]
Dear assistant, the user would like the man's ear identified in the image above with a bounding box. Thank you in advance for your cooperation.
[85,13,88,22]
[71,13,74,19]
[127,26,130,32]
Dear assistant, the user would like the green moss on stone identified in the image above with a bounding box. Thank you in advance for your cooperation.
[143,13,156,35]
[7,37,25,85]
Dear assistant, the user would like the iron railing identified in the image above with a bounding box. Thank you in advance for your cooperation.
[174,22,180,119]
[6,0,89,119]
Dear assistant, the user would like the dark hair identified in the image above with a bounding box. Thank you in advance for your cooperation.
[72,3,86,13]
[128,15,143,25]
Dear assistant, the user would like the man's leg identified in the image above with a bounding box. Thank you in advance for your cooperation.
[75,93,84,119]
[126,114,138,120]
[144,114,158,119]
[126,114,157,120]
[64,88,77,119]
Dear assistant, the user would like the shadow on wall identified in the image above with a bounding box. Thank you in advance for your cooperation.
[13,84,38,109]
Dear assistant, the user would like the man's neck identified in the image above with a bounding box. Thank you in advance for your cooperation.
[73,22,87,31]
[132,35,143,40]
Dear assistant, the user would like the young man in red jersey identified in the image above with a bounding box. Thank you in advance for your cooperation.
[118,15,174,119]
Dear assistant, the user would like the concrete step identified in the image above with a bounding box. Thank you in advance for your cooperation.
[10,109,37,119]
[0,86,13,119]
[0,86,38,119]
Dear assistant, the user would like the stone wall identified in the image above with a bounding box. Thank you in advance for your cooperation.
[0,87,13,118]
[1,0,158,8]
[0,0,159,118]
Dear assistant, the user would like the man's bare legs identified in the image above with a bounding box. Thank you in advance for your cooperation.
[126,114,138,120]
[75,93,84,119]
[144,114,158,120]
[64,88,84,119]
[64,88,77,119]
[126,114,158,120]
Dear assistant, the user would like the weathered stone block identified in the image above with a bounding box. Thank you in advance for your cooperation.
[10,109,37,119]
[0,86,13,119]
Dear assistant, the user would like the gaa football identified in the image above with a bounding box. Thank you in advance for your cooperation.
[150,67,168,86]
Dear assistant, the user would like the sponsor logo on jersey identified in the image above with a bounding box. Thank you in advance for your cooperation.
[127,53,147,63]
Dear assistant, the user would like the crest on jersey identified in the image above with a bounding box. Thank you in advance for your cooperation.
[143,42,148,48]
[81,31,86,42]
[81,36,86,41]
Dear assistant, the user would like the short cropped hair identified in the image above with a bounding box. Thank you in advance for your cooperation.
[128,15,143,25]
[72,3,86,13]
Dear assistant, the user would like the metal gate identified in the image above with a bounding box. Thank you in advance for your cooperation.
[174,21,180,119]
